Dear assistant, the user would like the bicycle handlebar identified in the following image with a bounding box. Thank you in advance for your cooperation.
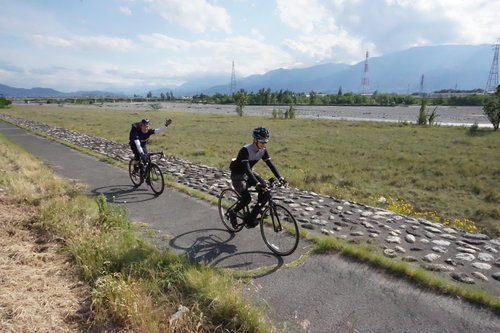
[147,152,164,159]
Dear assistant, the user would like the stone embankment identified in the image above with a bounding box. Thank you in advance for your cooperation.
[1,113,499,297]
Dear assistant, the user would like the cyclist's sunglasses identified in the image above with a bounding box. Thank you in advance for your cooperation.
[258,139,269,144]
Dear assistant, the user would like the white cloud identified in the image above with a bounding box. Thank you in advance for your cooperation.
[191,36,294,75]
[142,0,231,33]
[275,0,327,33]
[139,33,190,51]
[283,32,376,65]
[30,34,136,52]
[251,28,265,41]
[390,0,500,44]
[119,6,132,15]
[275,0,500,64]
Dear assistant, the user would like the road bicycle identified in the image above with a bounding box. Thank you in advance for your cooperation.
[218,178,299,256]
[128,152,165,195]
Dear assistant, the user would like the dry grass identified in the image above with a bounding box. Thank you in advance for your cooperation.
[0,193,89,332]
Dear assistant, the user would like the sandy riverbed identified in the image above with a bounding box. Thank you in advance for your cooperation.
[55,102,492,127]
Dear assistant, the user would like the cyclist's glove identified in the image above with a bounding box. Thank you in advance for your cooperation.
[256,182,268,192]
[165,119,172,127]
[140,153,148,163]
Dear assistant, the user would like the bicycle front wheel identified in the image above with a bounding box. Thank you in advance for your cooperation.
[128,159,142,186]
[148,163,165,195]
[260,204,299,256]
[218,188,244,232]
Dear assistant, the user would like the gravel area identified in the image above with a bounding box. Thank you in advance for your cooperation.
[59,102,492,127]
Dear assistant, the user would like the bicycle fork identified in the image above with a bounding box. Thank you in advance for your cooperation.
[269,203,283,232]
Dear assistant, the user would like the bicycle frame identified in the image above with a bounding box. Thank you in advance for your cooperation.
[140,152,163,179]
[237,180,282,225]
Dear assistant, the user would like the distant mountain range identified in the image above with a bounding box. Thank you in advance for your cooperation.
[1,44,494,97]
[0,84,123,98]
[192,44,493,95]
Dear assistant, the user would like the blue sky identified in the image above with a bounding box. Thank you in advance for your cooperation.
[1,0,499,92]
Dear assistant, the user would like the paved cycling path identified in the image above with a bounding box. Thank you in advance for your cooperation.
[1,120,498,332]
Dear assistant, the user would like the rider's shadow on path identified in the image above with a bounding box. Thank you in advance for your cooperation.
[169,228,283,277]
[91,184,158,203]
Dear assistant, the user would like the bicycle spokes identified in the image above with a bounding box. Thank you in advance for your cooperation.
[260,204,299,256]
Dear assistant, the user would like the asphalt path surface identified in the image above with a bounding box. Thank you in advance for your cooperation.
[1,120,499,333]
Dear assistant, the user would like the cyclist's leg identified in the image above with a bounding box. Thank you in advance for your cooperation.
[231,173,251,212]
[130,144,141,170]
[244,173,272,226]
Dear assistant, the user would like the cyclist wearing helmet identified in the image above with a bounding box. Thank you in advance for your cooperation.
[228,127,287,228]
[129,118,172,166]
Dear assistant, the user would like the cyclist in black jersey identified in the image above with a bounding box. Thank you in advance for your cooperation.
[229,127,287,228]
[129,118,172,166]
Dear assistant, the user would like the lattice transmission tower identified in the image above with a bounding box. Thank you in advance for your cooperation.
[361,51,369,95]
[230,60,236,95]
[420,74,425,96]
[485,39,499,94]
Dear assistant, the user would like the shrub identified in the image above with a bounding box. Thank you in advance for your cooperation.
[468,122,479,135]
[417,99,428,125]
[428,106,438,125]
[483,99,500,130]
[0,97,11,108]
[288,104,296,119]
[149,102,161,111]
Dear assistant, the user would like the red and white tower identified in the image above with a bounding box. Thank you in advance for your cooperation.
[361,51,369,95]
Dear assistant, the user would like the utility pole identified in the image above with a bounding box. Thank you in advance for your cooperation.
[485,38,499,94]
[230,60,236,95]
[361,51,369,95]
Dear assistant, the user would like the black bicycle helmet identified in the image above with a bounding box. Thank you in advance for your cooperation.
[140,118,150,125]
[252,127,270,140]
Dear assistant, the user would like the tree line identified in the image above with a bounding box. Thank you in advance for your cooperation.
[189,88,494,107]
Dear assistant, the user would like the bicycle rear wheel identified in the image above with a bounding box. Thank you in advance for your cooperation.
[128,159,142,186]
[147,163,165,195]
[260,204,299,256]
[218,188,244,232]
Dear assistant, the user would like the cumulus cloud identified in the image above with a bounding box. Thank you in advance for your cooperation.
[275,0,327,34]
[142,0,231,33]
[139,33,190,51]
[191,35,294,75]
[282,32,376,65]
[119,6,132,15]
[275,0,500,64]
[30,34,136,52]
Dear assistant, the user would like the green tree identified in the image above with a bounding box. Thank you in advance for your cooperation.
[234,89,248,116]
[483,86,500,130]
[308,91,317,105]
[0,97,12,108]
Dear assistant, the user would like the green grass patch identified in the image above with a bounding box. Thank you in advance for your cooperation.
[2,105,499,236]
[0,133,273,332]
